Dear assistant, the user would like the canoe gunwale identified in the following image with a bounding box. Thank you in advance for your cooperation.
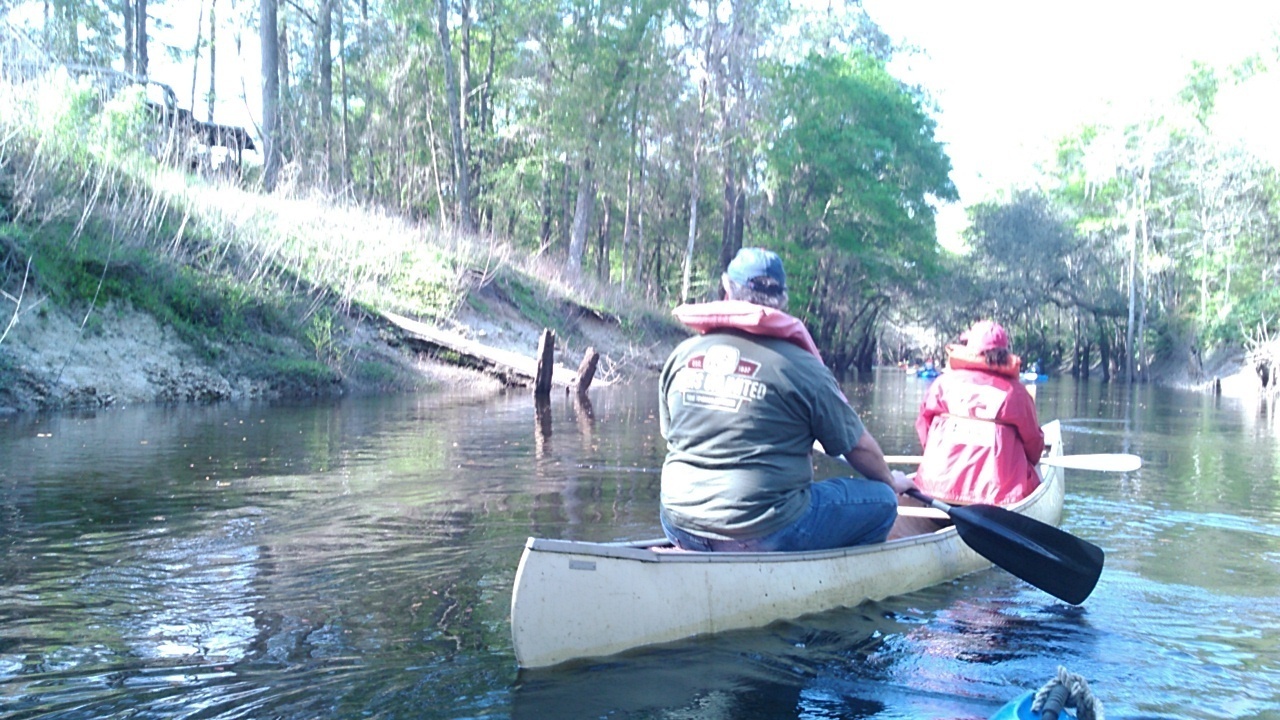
[525,522,962,565]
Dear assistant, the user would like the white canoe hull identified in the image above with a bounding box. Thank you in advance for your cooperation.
[511,421,1064,669]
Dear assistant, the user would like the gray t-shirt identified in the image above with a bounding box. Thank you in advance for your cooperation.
[659,330,866,540]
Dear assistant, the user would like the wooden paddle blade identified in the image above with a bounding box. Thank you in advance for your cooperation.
[1039,454,1142,472]
[883,455,923,465]
[950,504,1104,605]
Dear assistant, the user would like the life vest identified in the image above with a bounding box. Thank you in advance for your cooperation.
[672,300,823,361]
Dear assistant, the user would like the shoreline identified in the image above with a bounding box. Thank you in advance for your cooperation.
[3,298,1268,416]
[0,298,677,415]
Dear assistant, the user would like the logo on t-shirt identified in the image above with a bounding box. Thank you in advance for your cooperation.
[675,344,768,411]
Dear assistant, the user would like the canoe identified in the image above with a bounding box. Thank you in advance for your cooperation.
[510,420,1065,669]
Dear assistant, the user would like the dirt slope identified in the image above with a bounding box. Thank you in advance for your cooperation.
[0,289,686,414]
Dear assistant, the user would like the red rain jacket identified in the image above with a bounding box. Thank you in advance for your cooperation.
[914,366,1044,506]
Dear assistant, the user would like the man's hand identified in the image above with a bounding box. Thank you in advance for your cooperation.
[886,469,917,496]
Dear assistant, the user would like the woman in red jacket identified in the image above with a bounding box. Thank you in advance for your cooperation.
[915,320,1044,506]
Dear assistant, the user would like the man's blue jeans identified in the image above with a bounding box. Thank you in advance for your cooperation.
[660,477,899,552]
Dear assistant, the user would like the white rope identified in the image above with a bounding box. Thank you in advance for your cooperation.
[1031,665,1104,720]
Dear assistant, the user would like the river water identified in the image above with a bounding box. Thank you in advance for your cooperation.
[1,371,1278,719]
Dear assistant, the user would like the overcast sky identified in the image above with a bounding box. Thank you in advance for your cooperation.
[860,0,1280,245]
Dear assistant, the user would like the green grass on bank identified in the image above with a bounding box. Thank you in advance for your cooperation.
[0,70,676,401]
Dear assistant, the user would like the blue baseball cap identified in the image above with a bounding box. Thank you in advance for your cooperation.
[725,247,786,293]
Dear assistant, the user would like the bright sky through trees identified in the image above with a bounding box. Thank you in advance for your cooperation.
[861,0,1280,247]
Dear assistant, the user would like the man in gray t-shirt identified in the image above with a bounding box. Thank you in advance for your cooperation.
[659,248,916,552]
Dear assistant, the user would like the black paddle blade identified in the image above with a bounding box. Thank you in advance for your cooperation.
[950,504,1105,605]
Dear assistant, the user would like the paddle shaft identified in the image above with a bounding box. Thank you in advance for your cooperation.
[882,453,1141,473]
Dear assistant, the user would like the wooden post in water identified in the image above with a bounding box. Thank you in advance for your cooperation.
[534,328,555,398]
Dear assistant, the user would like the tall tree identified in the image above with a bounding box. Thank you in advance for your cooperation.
[206,0,217,122]
[436,0,476,232]
[543,0,671,281]
[762,50,956,371]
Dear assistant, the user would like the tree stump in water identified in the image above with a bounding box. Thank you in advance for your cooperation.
[534,329,555,398]
[575,348,599,395]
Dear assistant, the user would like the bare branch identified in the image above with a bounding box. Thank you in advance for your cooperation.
[0,256,38,347]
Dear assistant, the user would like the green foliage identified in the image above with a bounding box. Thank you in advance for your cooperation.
[507,279,557,330]
[29,74,102,164]
[964,191,1124,320]
[1211,284,1280,346]
[90,86,157,167]
[22,220,296,360]
[1178,62,1220,129]
[760,49,956,371]
[763,51,955,276]
[304,308,348,372]
[245,357,342,393]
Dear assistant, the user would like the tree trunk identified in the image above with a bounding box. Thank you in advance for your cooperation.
[1137,170,1151,382]
[135,0,148,78]
[681,169,700,303]
[720,160,743,271]
[423,84,447,228]
[621,163,634,287]
[460,0,481,228]
[560,161,572,250]
[317,0,333,186]
[619,81,646,290]
[539,158,553,252]
[207,0,217,122]
[189,0,205,111]
[680,78,708,304]
[436,0,475,232]
[596,197,611,282]
[477,7,497,233]
[567,157,594,279]
[1124,222,1136,383]
[259,0,281,191]
[277,9,291,159]
[1100,321,1113,382]
[122,0,134,76]
[337,4,351,188]
[636,131,648,298]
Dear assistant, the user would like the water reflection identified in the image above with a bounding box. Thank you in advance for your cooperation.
[2,375,1280,718]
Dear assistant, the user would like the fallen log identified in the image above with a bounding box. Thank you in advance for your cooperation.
[383,311,586,389]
